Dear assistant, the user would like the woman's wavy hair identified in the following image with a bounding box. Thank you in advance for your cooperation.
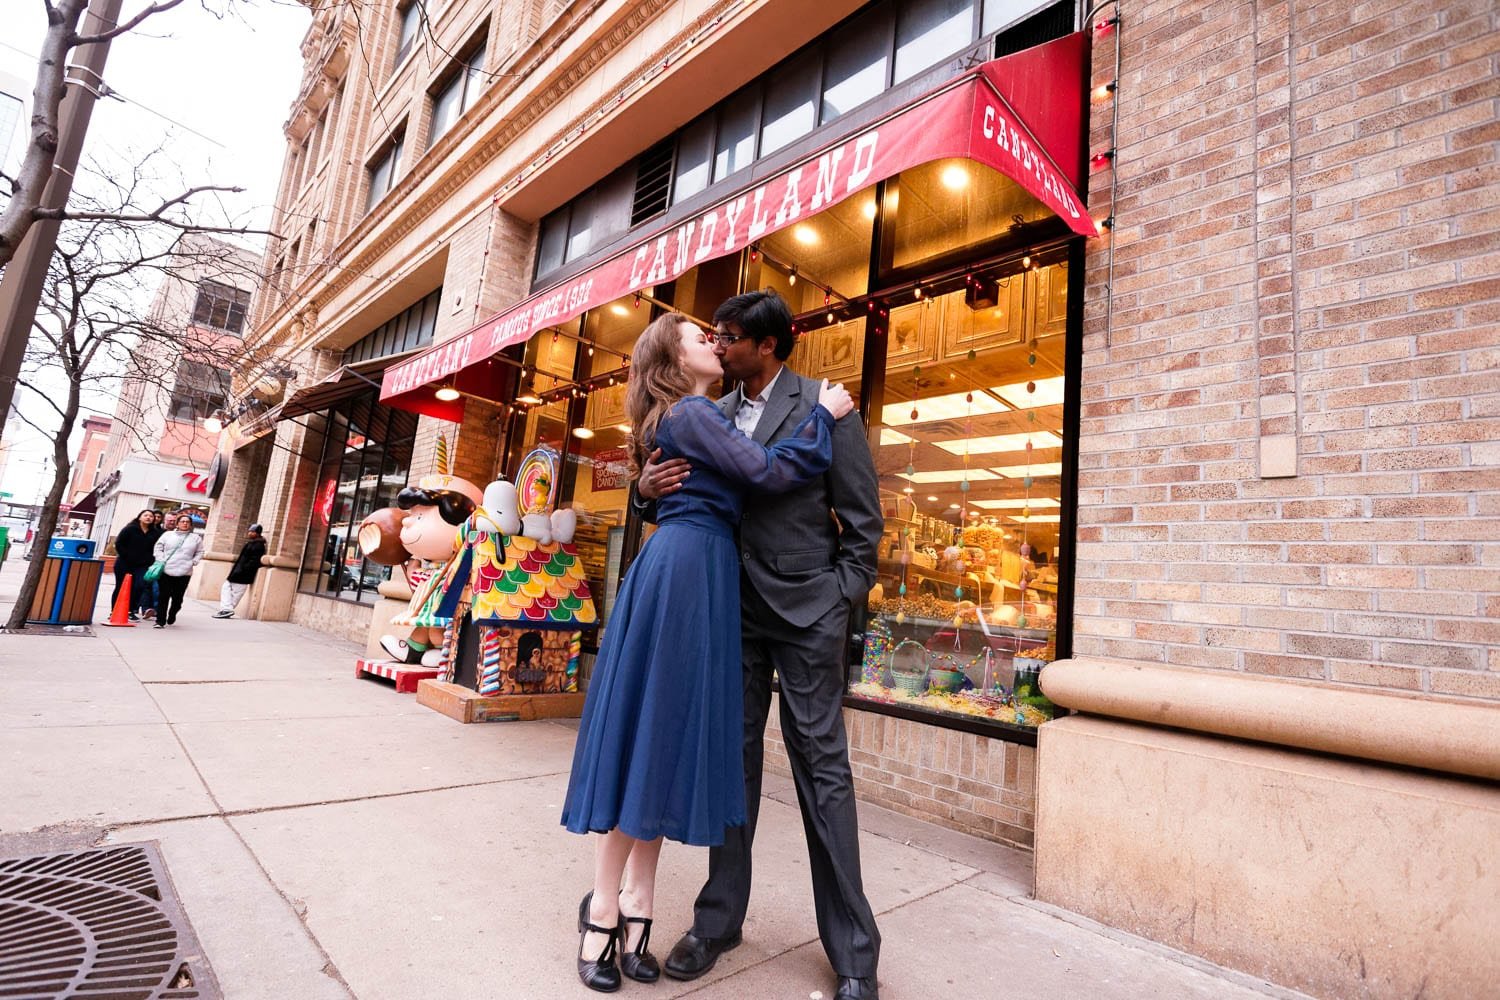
[626,312,697,477]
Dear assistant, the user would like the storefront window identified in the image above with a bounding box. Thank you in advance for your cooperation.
[299,393,417,603]
[856,256,1068,733]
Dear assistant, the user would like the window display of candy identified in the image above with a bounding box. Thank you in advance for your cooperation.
[852,613,1057,730]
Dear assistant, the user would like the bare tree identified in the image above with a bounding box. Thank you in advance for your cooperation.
[1,0,198,269]
[4,157,268,630]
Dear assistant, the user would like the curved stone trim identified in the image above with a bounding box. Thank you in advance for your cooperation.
[1040,657,1500,781]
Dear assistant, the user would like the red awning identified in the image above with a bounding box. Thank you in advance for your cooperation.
[383,34,1094,414]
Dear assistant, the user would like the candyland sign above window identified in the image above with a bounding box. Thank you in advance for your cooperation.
[382,65,1095,402]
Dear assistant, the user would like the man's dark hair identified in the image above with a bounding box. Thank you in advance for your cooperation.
[713,289,795,361]
[396,486,476,525]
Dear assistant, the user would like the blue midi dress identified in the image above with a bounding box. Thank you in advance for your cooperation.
[561,395,835,846]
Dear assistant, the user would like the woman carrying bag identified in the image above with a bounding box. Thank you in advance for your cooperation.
[150,514,204,628]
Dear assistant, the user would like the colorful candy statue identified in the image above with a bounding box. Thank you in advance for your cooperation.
[363,473,482,666]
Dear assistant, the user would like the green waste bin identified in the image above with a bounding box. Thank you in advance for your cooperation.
[0,526,9,566]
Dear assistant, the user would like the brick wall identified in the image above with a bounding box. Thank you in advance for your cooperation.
[1079,1,1499,697]
[765,707,1037,850]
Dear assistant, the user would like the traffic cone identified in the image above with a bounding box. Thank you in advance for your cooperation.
[99,575,136,628]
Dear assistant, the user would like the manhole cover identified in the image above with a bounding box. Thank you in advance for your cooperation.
[0,843,220,999]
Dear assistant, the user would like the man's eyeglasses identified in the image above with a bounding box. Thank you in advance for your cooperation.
[709,331,750,346]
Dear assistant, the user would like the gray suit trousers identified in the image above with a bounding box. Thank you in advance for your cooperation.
[691,573,881,978]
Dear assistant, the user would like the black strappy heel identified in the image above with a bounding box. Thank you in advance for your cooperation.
[577,892,621,993]
[618,903,660,983]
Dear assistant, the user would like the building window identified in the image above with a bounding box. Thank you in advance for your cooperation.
[428,40,488,149]
[713,86,759,183]
[760,48,821,157]
[671,114,715,206]
[168,360,230,421]
[0,92,23,168]
[367,129,404,212]
[537,208,569,276]
[565,188,597,262]
[345,288,442,365]
[190,280,250,334]
[394,1,422,69]
[821,3,893,122]
[894,0,978,84]
[299,393,418,605]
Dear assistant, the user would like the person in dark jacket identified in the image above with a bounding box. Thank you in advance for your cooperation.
[112,509,162,621]
[213,523,266,619]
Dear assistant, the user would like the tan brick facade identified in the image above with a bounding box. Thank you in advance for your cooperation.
[1078,0,1499,700]
[211,0,1497,900]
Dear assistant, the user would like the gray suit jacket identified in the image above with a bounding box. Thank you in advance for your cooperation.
[720,369,883,629]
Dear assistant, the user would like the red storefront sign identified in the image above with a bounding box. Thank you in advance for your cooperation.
[383,45,1093,409]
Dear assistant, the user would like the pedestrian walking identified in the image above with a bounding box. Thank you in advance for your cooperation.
[150,514,203,628]
[639,290,885,1000]
[213,523,266,619]
[561,311,854,993]
[111,509,162,621]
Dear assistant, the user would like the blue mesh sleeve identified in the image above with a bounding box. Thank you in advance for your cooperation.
[663,396,833,493]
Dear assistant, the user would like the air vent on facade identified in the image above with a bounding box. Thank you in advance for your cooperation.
[631,140,676,227]
[994,0,1076,58]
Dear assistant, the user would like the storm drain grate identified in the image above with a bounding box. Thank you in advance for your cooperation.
[0,843,220,999]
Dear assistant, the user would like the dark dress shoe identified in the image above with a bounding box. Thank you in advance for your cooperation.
[576,892,621,993]
[662,929,742,981]
[617,910,660,983]
[835,976,879,1000]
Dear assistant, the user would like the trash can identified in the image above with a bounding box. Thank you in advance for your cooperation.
[27,537,105,625]
[0,525,9,567]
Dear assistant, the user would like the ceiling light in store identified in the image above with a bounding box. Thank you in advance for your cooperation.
[793,224,819,245]
[903,486,915,494]
[990,462,1064,478]
[970,498,1061,510]
[616,423,631,433]
[899,469,1001,484]
[934,431,1061,456]
[434,385,461,402]
[926,495,939,502]
[862,200,877,220]
[881,391,1007,427]
[940,164,970,191]
[516,389,544,405]
[879,427,915,447]
[572,426,596,439]
[949,503,961,510]
[610,304,630,317]
[993,376,1066,409]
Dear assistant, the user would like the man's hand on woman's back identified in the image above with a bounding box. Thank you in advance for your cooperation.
[637,448,692,500]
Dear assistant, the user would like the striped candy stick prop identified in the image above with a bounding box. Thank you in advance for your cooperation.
[438,622,459,683]
[478,627,504,695]
[565,631,581,693]
[435,433,450,476]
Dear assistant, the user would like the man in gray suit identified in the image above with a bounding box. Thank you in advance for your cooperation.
[638,290,884,1000]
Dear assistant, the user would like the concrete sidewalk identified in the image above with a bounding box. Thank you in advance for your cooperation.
[0,560,1302,999]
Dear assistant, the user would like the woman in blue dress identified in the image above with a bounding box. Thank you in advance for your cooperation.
[562,312,853,992]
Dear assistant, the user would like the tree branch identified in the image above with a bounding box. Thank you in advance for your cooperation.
[73,0,188,46]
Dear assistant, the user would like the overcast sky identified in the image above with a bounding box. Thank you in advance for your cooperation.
[1,0,309,510]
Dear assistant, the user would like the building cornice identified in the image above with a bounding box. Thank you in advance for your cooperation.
[259,0,749,349]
